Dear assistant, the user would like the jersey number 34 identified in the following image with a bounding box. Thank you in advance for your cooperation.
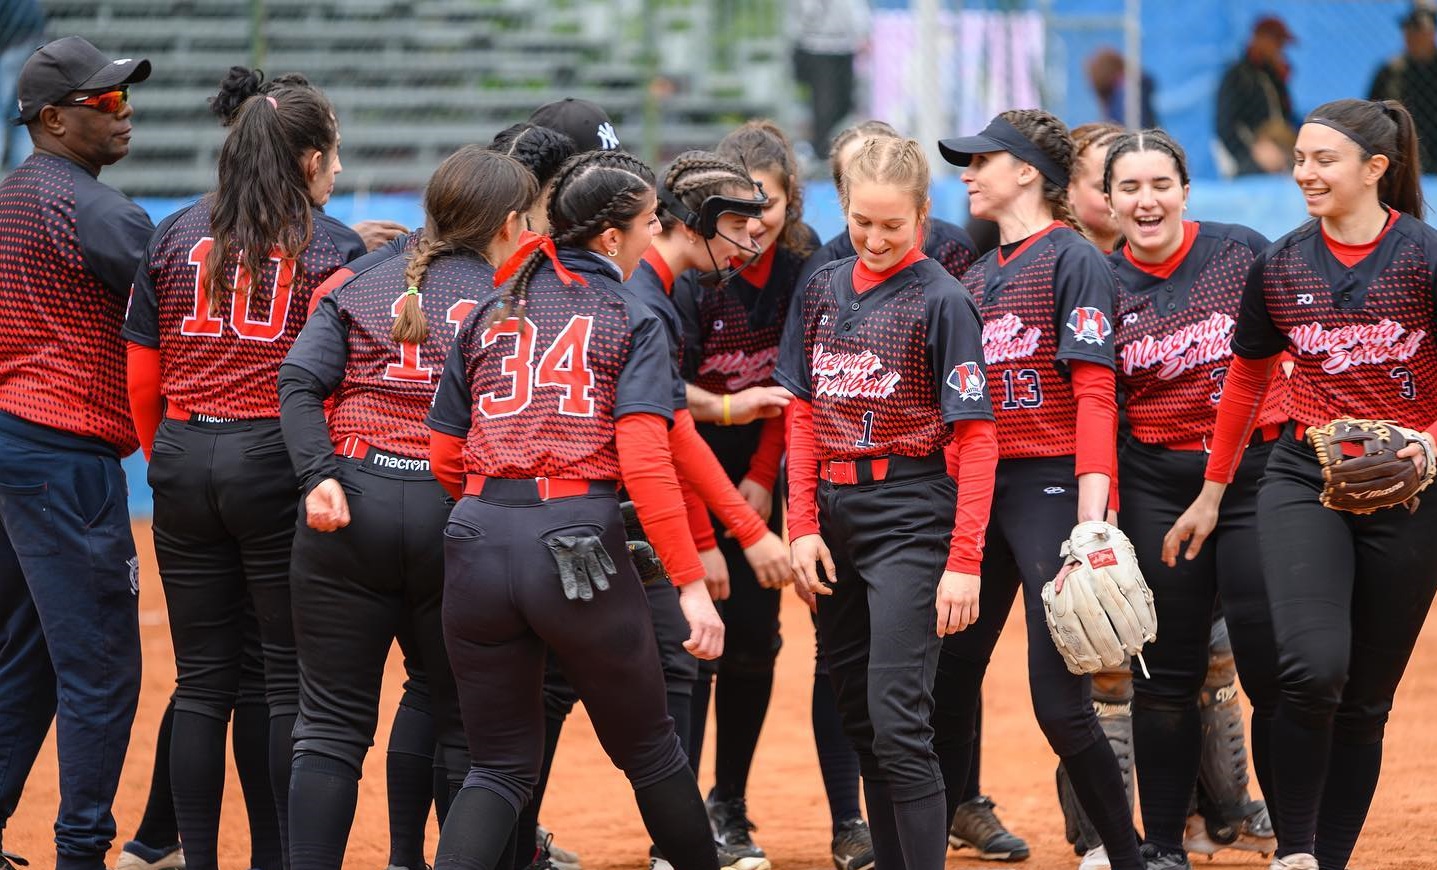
[478,315,596,419]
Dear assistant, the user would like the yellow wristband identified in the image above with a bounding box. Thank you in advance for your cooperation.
[722,393,732,426]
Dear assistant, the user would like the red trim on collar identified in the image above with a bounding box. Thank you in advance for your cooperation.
[1124,220,1200,279]
[853,247,927,293]
[996,221,1064,267]
[641,247,676,294]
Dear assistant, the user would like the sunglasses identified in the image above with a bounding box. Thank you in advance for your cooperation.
[65,88,129,114]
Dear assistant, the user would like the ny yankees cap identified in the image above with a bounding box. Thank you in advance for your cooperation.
[939,115,1070,188]
[529,98,622,152]
[14,36,152,126]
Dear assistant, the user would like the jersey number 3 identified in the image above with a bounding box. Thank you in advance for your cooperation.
[479,315,596,418]
[180,238,294,341]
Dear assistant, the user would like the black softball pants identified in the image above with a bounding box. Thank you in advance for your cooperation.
[1119,437,1280,852]
[286,456,465,870]
[690,422,782,803]
[435,482,715,870]
[1257,432,1437,867]
[931,456,1142,870]
[148,417,299,870]
[814,458,953,870]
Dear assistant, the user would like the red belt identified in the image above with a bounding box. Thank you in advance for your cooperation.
[819,457,890,485]
[1164,422,1284,453]
[464,474,605,500]
[335,435,375,460]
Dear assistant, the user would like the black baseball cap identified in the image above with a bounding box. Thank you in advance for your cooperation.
[938,115,1070,188]
[14,36,151,126]
[529,98,621,152]
[1400,8,1436,30]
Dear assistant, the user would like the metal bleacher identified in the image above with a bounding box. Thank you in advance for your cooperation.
[41,0,790,196]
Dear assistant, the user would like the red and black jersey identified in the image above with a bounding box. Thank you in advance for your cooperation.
[0,153,154,454]
[427,248,675,479]
[123,198,366,419]
[1111,221,1285,444]
[961,223,1117,459]
[1232,210,1437,427]
[308,230,419,316]
[673,228,817,394]
[625,252,688,412]
[798,216,979,289]
[285,252,493,459]
[775,256,993,460]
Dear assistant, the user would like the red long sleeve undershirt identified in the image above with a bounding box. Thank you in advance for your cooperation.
[429,430,466,500]
[617,413,706,585]
[744,409,787,490]
[785,398,821,540]
[669,409,768,548]
[1203,354,1279,484]
[682,479,717,550]
[943,419,999,573]
[786,398,997,572]
[127,341,163,461]
[1070,360,1118,480]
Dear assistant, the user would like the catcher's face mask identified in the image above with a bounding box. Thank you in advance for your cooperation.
[658,183,768,287]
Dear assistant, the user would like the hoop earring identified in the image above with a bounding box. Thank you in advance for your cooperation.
[607,248,618,257]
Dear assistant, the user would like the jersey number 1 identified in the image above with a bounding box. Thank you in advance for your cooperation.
[384,294,477,383]
[478,315,596,418]
[180,238,294,341]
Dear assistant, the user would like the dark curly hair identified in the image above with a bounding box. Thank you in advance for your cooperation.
[1000,109,1080,233]
[495,150,656,322]
[489,123,579,189]
[209,66,315,127]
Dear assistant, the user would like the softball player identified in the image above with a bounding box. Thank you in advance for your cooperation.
[931,109,1143,870]
[508,150,789,870]
[122,79,364,870]
[1167,98,1437,870]
[277,146,537,870]
[1102,129,1282,870]
[426,149,724,870]
[673,121,814,863]
[1068,122,1126,254]
[778,136,998,870]
[804,119,1028,866]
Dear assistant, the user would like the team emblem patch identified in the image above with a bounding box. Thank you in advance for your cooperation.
[946,361,986,401]
[1067,306,1111,345]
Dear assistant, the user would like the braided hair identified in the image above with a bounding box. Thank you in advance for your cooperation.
[660,150,757,233]
[829,120,901,190]
[392,147,538,344]
[1000,109,1081,233]
[489,123,579,189]
[203,75,336,319]
[716,119,814,257]
[495,150,656,322]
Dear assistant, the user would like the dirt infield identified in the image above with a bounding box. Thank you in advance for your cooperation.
[7,521,1437,869]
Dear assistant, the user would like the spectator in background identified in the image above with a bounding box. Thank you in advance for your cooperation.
[1086,47,1157,129]
[0,0,46,171]
[792,0,869,158]
[1215,15,1298,176]
[1369,7,1437,173]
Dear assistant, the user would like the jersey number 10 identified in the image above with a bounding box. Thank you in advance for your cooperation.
[180,238,294,341]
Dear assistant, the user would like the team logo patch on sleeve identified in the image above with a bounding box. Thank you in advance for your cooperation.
[1067,306,1112,345]
[946,361,986,401]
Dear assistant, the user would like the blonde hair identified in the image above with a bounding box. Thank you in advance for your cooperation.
[839,137,930,216]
